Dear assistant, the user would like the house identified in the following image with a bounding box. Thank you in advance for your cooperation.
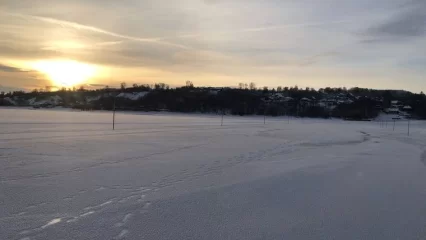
[282,96,294,104]
[319,99,337,109]
[269,93,285,101]
[390,100,403,109]
[385,107,399,114]
[300,97,312,105]
[299,98,313,109]
[402,105,412,111]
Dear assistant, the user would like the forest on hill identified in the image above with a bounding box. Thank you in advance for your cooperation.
[1,82,426,120]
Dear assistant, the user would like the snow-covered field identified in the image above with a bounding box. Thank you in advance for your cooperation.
[2,107,426,240]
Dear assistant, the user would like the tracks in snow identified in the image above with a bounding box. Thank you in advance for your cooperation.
[8,127,373,239]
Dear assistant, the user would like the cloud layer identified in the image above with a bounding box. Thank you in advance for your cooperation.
[0,64,24,72]
[1,0,426,91]
[366,0,426,39]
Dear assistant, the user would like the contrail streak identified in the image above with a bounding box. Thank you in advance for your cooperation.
[241,19,354,32]
[2,11,191,50]
[162,19,356,40]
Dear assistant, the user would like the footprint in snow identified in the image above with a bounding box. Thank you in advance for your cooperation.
[114,213,133,227]
[114,229,129,239]
[41,218,62,229]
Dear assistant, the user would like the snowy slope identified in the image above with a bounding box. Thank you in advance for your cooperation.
[116,92,149,101]
[28,95,63,106]
[3,97,17,105]
[1,108,426,240]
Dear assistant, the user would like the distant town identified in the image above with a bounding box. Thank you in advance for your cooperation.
[1,82,425,120]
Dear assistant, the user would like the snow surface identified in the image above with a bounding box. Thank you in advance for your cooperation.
[1,108,426,239]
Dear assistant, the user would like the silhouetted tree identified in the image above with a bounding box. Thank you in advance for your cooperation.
[120,82,127,90]
[186,81,194,88]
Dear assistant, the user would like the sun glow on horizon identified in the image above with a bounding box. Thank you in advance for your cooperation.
[32,60,97,87]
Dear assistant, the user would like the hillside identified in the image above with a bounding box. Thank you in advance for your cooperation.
[1,85,425,119]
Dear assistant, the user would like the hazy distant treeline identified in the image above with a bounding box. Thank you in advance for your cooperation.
[1,82,426,120]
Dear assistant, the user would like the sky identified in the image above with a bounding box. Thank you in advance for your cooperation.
[0,0,425,92]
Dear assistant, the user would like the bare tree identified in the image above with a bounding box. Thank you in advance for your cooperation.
[249,82,256,90]
[120,82,127,90]
[186,81,194,88]
[154,83,167,90]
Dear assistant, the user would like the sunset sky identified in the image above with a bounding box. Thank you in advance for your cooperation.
[0,0,425,92]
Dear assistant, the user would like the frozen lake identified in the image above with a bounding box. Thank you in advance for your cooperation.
[1,108,426,240]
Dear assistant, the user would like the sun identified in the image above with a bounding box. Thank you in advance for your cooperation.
[32,60,97,87]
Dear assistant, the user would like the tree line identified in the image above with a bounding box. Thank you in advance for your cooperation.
[1,82,426,120]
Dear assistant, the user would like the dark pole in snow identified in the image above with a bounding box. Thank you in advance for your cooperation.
[264,102,269,125]
[113,95,116,130]
[221,110,224,126]
[408,119,410,136]
[286,103,290,124]
[264,108,266,125]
